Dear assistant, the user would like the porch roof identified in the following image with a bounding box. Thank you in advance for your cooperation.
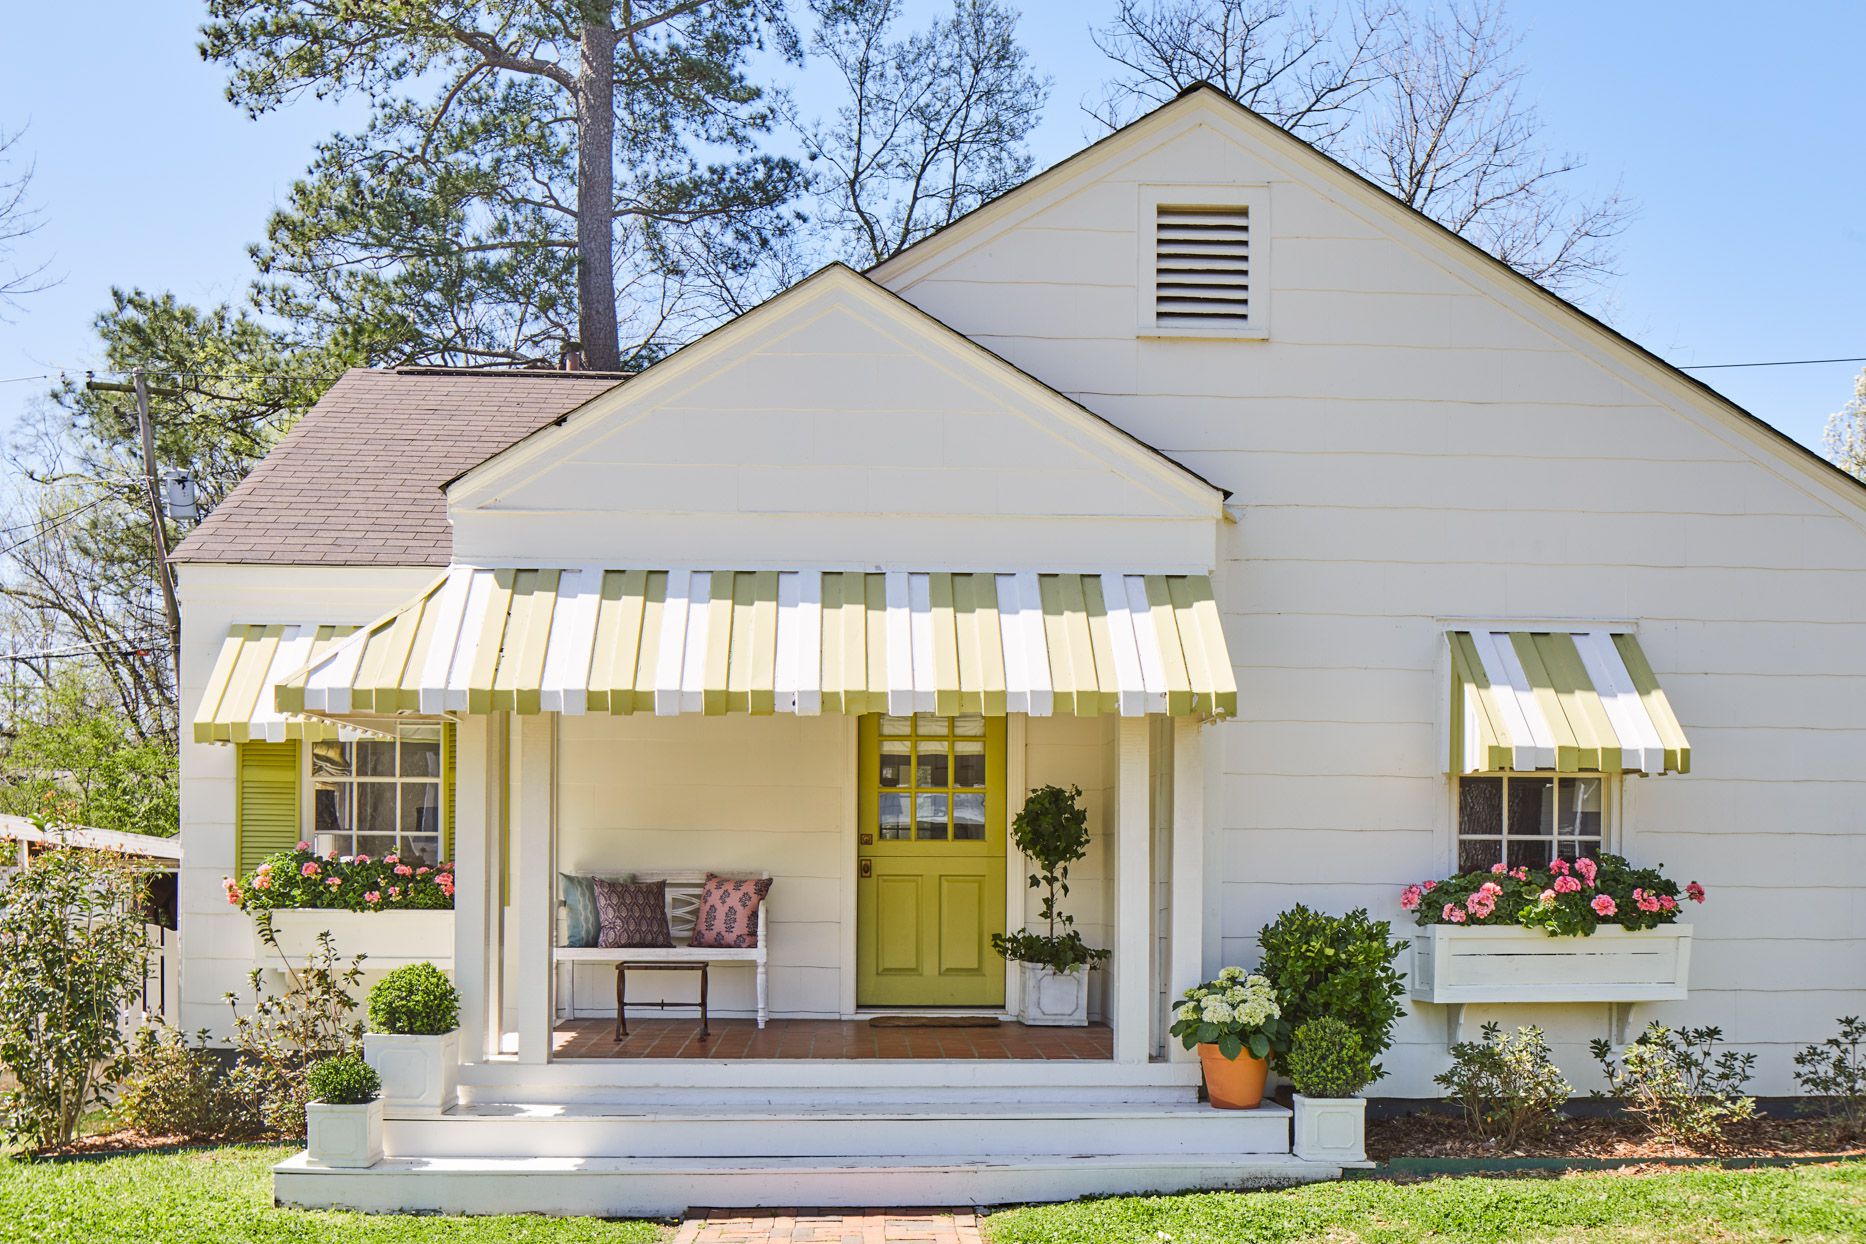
[274,567,1238,721]
[194,623,362,743]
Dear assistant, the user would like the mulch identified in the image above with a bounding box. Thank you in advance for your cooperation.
[1368,1109,1866,1162]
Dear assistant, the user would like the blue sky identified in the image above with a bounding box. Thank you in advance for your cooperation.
[1,1,1862,452]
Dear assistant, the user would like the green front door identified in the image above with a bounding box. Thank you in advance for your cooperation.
[857,714,1007,1008]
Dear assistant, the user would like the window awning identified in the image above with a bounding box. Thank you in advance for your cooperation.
[193,624,360,743]
[1449,630,1689,775]
[275,568,1237,720]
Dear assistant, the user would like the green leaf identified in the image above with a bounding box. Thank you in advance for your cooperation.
[1217,1034,1244,1061]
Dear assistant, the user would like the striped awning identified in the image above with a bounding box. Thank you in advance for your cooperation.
[1449,630,1690,775]
[194,624,362,743]
[276,568,1237,720]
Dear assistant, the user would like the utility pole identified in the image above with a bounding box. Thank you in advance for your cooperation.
[86,370,184,697]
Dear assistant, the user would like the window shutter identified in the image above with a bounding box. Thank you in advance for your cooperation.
[442,721,457,863]
[236,741,300,877]
[1154,204,1251,327]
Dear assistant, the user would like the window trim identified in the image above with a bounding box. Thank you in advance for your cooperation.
[1135,183,1270,340]
[302,721,451,863]
[1449,771,1621,875]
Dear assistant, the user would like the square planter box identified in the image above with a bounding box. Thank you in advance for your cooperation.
[364,1029,460,1114]
[1016,963,1090,1027]
[1410,923,1693,1005]
[262,909,454,971]
[1292,1094,1366,1165]
[305,1099,383,1169]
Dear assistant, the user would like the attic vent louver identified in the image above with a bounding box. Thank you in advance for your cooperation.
[1154,204,1251,327]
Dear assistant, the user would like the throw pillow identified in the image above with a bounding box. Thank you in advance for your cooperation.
[559,872,634,948]
[690,874,773,949]
[594,878,673,948]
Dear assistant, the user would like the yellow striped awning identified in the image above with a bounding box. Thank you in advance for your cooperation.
[276,568,1237,720]
[1449,630,1690,775]
[193,624,361,743]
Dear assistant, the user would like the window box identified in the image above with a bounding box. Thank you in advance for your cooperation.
[266,909,454,972]
[1410,923,1692,1005]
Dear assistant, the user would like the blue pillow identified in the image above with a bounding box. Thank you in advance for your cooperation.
[560,873,601,947]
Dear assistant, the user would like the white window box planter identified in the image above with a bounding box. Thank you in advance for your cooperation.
[1015,963,1090,1027]
[304,1099,383,1169]
[1292,1094,1366,1165]
[260,909,454,971]
[364,1029,460,1115]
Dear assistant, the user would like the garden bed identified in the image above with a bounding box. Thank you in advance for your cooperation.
[1368,1109,1866,1162]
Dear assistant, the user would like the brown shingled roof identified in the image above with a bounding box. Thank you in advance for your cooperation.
[171,367,625,566]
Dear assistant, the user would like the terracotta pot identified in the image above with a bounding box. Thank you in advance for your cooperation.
[1197,1042,1270,1109]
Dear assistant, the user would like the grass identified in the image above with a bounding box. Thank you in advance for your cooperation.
[984,1162,1866,1244]
[0,1145,666,1243]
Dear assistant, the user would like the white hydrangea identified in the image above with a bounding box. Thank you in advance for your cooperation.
[1198,997,1236,1025]
[1218,966,1245,983]
[1176,1003,1198,1021]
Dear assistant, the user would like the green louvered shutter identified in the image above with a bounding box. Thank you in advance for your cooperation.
[442,722,456,863]
[236,741,300,877]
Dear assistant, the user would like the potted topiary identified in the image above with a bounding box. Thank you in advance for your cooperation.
[1282,1016,1374,1164]
[1169,968,1289,1109]
[991,785,1109,1026]
[304,1053,383,1169]
[363,961,461,1113]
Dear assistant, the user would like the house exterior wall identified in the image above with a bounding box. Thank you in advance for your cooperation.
[875,101,1866,1094]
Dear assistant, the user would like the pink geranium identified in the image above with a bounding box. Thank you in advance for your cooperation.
[1466,891,1496,918]
[1575,857,1598,886]
[1659,894,1678,911]
[1422,879,1437,893]
[1490,863,1508,874]
[363,890,381,905]
[394,864,414,877]
[1509,866,1530,881]
[1685,882,1707,904]
[1539,888,1558,906]
[1633,887,1663,913]
[300,860,321,878]
[1548,857,1571,876]
[253,873,271,891]
[1442,902,1468,924]
[222,877,242,906]
[1591,894,1617,917]
[326,876,341,889]
[1553,874,1583,894]
[297,841,310,851]
[1400,884,1424,912]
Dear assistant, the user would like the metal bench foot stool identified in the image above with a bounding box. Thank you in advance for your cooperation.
[615,961,709,1041]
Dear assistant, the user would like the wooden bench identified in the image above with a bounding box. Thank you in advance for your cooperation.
[555,870,770,1029]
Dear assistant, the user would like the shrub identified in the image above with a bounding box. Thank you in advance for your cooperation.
[1170,969,1288,1062]
[225,844,454,914]
[992,785,1109,973]
[1402,853,1705,937]
[1436,1022,1572,1147]
[0,840,154,1150]
[1258,905,1406,1069]
[368,962,460,1035]
[1282,1017,1375,1098]
[1793,1016,1866,1140]
[119,1023,255,1141]
[1591,1023,1757,1147]
[306,1054,379,1105]
[223,928,365,1138]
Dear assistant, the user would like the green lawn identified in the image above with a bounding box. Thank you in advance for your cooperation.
[985,1162,1866,1244]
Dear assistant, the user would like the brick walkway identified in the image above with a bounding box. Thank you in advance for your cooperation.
[672,1207,983,1243]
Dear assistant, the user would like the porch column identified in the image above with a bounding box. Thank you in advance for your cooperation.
[1167,714,1205,1062]
[453,714,494,1062]
[1113,716,1152,1063]
[511,713,557,1064]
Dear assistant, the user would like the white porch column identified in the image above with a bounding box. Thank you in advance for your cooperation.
[1167,714,1206,1062]
[511,713,557,1064]
[452,714,494,1062]
[1113,716,1152,1064]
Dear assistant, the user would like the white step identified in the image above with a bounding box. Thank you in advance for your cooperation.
[275,1151,1341,1217]
[384,1100,1291,1160]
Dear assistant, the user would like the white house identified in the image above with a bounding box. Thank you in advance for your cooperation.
[174,86,1866,1213]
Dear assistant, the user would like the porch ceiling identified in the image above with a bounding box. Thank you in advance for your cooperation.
[273,567,1237,721]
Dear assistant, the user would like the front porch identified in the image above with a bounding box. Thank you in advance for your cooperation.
[553,1017,1115,1061]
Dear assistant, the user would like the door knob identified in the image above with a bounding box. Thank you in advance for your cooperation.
[859,858,873,878]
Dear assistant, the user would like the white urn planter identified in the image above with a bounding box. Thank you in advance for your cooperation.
[263,909,455,971]
[364,1029,460,1114]
[1016,963,1090,1027]
[304,1099,384,1169]
[1291,1094,1367,1165]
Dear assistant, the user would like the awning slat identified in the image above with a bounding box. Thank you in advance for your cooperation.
[194,622,361,744]
[1448,629,1689,775]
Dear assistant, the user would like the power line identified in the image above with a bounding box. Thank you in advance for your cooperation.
[1677,356,1866,371]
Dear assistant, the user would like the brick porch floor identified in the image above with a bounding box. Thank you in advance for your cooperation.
[673,1207,982,1243]
[552,1017,1113,1060]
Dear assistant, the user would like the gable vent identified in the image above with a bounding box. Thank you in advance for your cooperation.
[1154,205,1251,327]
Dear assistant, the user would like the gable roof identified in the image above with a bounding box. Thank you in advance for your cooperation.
[172,367,626,566]
[874,83,1866,517]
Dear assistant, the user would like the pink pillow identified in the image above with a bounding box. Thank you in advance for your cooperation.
[690,874,772,949]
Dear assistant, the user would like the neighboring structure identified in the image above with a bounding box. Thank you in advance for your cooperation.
[175,87,1866,1212]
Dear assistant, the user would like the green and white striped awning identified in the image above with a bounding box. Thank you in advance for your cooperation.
[194,624,361,743]
[276,567,1237,720]
[1449,630,1690,775]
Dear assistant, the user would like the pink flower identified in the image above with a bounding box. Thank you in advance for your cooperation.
[253,873,271,891]
[384,853,400,864]
[1633,887,1662,913]
[1685,882,1706,904]
[1553,875,1583,894]
[1591,894,1617,917]
[363,890,381,905]
[1549,858,1571,876]
[1479,881,1502,897]
[417,866,431,876]
[1539,888,1558,906]
[394,864,414,878]
[1466,892,1496,918]
[325,877,341,889]
[1659,894,1678,912]
[354,854,371,865]
[1442,902,1468,924]
[1490,863,1508,874]
[387,886,402,899]
[1510,866,1530,881]
[1422,880,1438,893]
[300,861,321,878]
[297,841,310,851]
[1400,884,1423,912]
[1575,857,1598,886]
[222,877,242,906]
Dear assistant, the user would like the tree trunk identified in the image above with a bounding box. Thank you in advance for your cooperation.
[576,17,620,371]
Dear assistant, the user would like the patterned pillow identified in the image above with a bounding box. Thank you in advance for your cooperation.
[690,874,773,949]
[560,872,633,948]
[594,878,672,948]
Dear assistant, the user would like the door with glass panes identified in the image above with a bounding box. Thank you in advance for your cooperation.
[856,714,1006,1007]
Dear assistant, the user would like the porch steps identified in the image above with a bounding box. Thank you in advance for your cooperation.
[274,1150,1340,1217]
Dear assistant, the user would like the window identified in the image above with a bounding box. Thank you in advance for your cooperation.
[1137,185,1268,338]
[312,723,444,864]
[1456,774,1605,874]
[874,714,989,841]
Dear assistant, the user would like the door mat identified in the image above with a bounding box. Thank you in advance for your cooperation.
[867,1015,1002,1029]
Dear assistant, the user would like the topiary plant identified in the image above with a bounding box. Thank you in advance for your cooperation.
[1258,905,1407,1069]
[992,785,1110,974]
[367,962,460,1035]
[306,1053,380,1105]
[1281,1017,1376,1098]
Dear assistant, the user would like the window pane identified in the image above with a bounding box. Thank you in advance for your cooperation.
[355,739,397,778]
[1559,777,1603,839]
[357,784,397,837]
[314,781,350,838]
[1508,777,1555,838]
[1458,777,1503,841]
[953,742,986,788]
[402,782,441,841]
[878,741,910,788]
[915,745,949,789]
[879,715,913,738]
[400,735,441,779]
[1507,837,1553,870]
[915,713,950,738]
[314,832,347,858]
[1459,837,1502,874]
[398,837,439,868]
[878,793,911,840]
[951,715,985,738]
[312,740,352,779]
[953,793,986,840]
[916,793,949,840]
[357,833,397,861]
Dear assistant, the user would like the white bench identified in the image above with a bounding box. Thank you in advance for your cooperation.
[555,870,770,1029]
